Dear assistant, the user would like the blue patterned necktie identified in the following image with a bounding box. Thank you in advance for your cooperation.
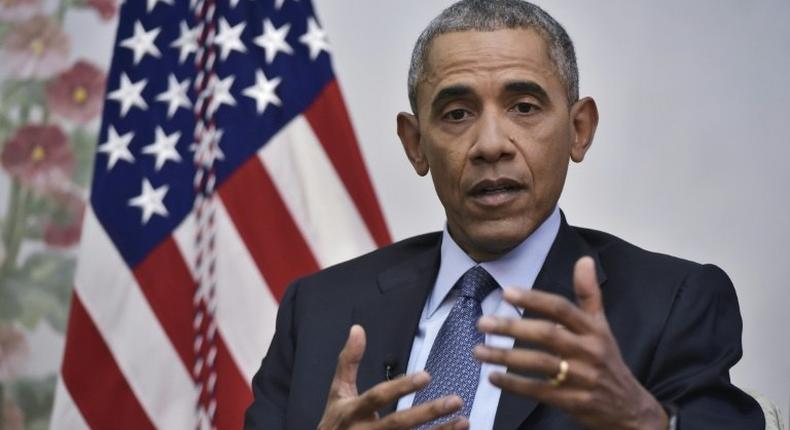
[412,265,499,428]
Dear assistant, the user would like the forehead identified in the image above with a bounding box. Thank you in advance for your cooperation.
[420,28,562,106]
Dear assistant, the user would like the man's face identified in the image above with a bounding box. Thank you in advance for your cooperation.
[398,28,597,261]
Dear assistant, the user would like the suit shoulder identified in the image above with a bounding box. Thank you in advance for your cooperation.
[293,232,441,289]
[574,226,707,283]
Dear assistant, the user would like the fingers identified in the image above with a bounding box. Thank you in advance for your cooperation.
[477,316,580,356]
[430,416,470,430]
[573,256,603,315]
[474,345,598,387]
[488,372,591,411]
[373,396,466,430]
[501,288,592,334]
[474,345,561,377]
[353,372,432,419]
[331,325,366,397]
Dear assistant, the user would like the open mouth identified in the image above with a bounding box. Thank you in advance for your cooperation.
[468,178,525,205]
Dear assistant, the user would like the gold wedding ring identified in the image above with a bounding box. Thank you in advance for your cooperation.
[549,359,569,386]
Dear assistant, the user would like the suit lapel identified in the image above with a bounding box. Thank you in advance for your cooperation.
[493,215,607,430]
[352,235,442,415]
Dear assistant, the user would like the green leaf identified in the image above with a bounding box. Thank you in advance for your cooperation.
[16,285,70,331]
[2,252,76,330]
[1,80,46,111]
[0,22,10,42]
[0,280,23,320]
[19,252,76,295]
[7,375,57,428]
[70,127,98,188]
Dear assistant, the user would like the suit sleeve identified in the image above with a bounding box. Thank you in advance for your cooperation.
[645,264,764,429]
[244,281,299,429]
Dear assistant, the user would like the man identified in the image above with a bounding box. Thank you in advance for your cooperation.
[245,1,764,429]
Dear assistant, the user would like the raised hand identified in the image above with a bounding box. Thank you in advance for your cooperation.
[473,257,668,430]
[318,325,470,430]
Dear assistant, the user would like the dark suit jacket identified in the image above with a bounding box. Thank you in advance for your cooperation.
[245,217,764,429]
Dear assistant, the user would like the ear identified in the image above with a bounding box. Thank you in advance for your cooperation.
[569,97,599,163]
[397,112,429,176]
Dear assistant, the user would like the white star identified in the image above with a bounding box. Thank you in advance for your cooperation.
[142,127,182,171]
[98,126,135,171]
[128,178,169,224]
[243,70,282,114]
[207,75,236,115]
[156,74,191,118]
[146,0,173,13]
[299,17,330,60]
[274,0,298,10]
[254,19,293,64]
[229,0,253,7]
[107,73,148,116]
[190,127,225,168]
[171,21,199,64]
[214,18,246,61]
[120,21,161,64]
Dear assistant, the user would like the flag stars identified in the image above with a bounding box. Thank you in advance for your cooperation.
[156,74,192,118]
[171,21,200,64]
[129,178,170,224]
[207,75,236,115]
[143,127,182,171]
[214,18,247,61]
[108,73,148,116]
[120,21,161,64]
[229,0,253,8]
[190,128,225,168]
[243,70,282,114]
[98,126,135,170]
[299,17,329,60]
[254,19,293,64]
[146,0,173,13]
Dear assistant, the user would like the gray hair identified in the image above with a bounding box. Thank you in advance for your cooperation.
[407,0,579,113]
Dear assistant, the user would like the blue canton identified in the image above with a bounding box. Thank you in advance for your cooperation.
[91,0,334,267]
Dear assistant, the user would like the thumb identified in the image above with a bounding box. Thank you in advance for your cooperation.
[573,256,603,315]
[333,325,366,392]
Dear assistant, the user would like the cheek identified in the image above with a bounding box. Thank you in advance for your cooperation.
[424,140,468,196]
[522,129,572,193]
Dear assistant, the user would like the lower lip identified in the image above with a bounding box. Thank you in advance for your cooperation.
[469,188,524,207]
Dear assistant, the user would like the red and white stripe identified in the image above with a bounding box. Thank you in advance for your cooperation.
[53,78,390,429]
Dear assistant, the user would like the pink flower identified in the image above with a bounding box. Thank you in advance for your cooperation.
[0,324,30,382]
[44,190,86,248]
[1,14,70,79]
[46,61,107,124]
[84,0,117,21]
[0,0,42,22]
[1,124,75,191]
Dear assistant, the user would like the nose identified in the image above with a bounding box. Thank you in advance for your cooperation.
[469,111,515,164]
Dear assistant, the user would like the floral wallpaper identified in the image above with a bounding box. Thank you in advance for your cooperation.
[0,0,117,428]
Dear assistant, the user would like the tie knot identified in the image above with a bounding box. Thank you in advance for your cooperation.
[457,266,498,302]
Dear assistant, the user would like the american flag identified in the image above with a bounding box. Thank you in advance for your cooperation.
[51,0,390,428]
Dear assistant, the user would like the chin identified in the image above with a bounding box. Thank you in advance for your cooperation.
[464,218,535,261]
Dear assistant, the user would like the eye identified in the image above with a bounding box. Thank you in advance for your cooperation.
[512,102,537,114]
[443,109,471,122]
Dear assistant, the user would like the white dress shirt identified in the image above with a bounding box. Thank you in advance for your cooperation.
[396,206,561,429]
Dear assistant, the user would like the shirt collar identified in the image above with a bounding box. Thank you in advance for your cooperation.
[427,206,561,318]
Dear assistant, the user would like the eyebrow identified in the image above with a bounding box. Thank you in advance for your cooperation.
[430,84,474,113]
[429,80,551,113]
[503,80,550,104]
